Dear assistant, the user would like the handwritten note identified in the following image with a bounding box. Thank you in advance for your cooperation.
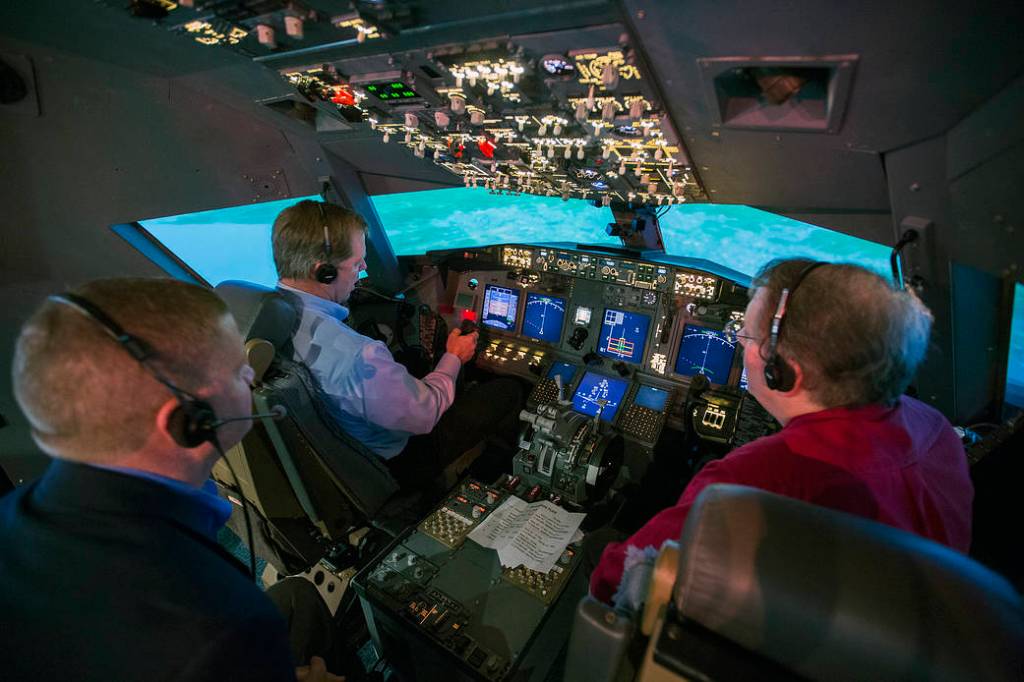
[468,496,586,573]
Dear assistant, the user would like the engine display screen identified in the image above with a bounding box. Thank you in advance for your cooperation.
[572,372,629,422]
[522,293,567,343]
[365,81,420,100]
[633,385,670,412]
[674,324,737,384]
[597,308,651,363]
[547,361,577,387]
[481,284,520,331]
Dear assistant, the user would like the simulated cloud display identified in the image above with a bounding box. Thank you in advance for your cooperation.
[139,195,319,287]
[1007,282,1024,409]
[658,204,891,277]
[370,187,620,255]
[137,191,892,291]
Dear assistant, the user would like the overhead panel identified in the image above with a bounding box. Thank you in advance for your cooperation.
[279,26,706,205]
[100,0,705,206]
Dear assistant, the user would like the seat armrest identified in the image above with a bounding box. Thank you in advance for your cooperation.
[564,595,635,682]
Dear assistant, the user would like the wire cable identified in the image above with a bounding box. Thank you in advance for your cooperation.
[212,437,258,583]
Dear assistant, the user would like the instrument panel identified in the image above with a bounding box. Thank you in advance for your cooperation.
[438,243,771,449]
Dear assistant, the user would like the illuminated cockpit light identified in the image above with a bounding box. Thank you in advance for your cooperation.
[541,55,575,75]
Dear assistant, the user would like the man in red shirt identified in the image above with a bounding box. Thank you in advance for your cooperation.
[590,259,973,606]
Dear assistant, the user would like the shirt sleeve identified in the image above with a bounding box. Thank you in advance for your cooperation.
[353,341,462,435]
[589,455,743,604]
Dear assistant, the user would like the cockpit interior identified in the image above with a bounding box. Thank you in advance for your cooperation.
[2,1,1024,680]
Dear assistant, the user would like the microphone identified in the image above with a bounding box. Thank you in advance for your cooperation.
[210,404,287,428]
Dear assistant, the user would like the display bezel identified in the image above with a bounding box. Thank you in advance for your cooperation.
[596,307,652,365]
[571,370,630,423]
[633,384,670,412]
[668,319,741,387]
[521,291,568,345]
[480,283,522,333]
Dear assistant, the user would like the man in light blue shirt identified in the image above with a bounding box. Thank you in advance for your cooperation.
[272,200,481,465]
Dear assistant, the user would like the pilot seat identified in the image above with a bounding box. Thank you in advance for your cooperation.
[212,280,418,576]
[566,484,1024,682]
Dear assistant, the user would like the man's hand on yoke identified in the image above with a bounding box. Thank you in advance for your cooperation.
[446,328,479,364]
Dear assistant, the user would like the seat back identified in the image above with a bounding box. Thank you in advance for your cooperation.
[213,281,400,571]
[567,484,1024,682]
[667,484,1024,682]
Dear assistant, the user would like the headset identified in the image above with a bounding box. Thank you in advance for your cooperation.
[49,293,283,447]
[313,202,338,285]
[49,292,284,580]
[763,261,829,392]
[51,293,222,447]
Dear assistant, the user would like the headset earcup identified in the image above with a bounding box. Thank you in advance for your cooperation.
[764,355,795,392]
[315,263,338,284]
[169,399,217,448]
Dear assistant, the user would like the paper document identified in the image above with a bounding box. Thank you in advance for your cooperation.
[468,496,586,573]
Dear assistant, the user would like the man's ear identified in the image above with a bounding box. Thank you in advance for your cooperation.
[155,396,185,447]
[785,358,807,395]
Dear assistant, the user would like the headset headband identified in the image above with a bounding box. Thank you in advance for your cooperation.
[47,293,201,406]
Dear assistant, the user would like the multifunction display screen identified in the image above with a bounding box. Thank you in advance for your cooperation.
[633,385,670,412]
[597,308,651,363]
[481,284,520,331]
[546,361,577,388]
[522,293,566,343]
[674,323,737,383]
[572,372,629,422]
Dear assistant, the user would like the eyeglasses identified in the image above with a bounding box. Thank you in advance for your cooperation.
[722,319,759,345]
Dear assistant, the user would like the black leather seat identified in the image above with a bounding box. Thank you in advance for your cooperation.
[213,280,410,574]
[567,484,1024,682]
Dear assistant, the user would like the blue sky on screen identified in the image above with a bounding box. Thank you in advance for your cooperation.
[369,187,621,255]
[658,204,891,277]
[1007,283,1024,408]
[140,195,319,287]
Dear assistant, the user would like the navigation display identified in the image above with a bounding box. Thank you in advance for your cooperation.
[522,293,567,343]
[547,361,577,387]
[634,386,670,411]
[674,323,737,383]
[572,372,629,422]
[481,284,520,331]
[598,308,651,363]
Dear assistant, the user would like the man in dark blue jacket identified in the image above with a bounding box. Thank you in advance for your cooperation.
[0,278,340,681]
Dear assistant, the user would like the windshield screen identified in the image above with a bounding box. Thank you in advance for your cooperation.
[369,187,620,255]
[137,189,891,289]
[140,195,319,287]
[1007,282,1024,409]
[371,189,890,277]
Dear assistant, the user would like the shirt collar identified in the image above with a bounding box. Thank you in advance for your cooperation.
[785,400,895,429]
[87,463,233,541]
[277,282,349,322]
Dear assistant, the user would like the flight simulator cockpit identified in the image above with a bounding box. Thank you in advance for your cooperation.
[3,1,1024,681]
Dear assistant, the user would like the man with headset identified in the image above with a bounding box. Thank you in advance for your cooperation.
[0,278,343,681]
[590,259,974,607]
[272,200,520,490]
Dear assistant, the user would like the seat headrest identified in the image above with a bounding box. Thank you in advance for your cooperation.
[215,280,298,350]
[675,484,1024,682]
